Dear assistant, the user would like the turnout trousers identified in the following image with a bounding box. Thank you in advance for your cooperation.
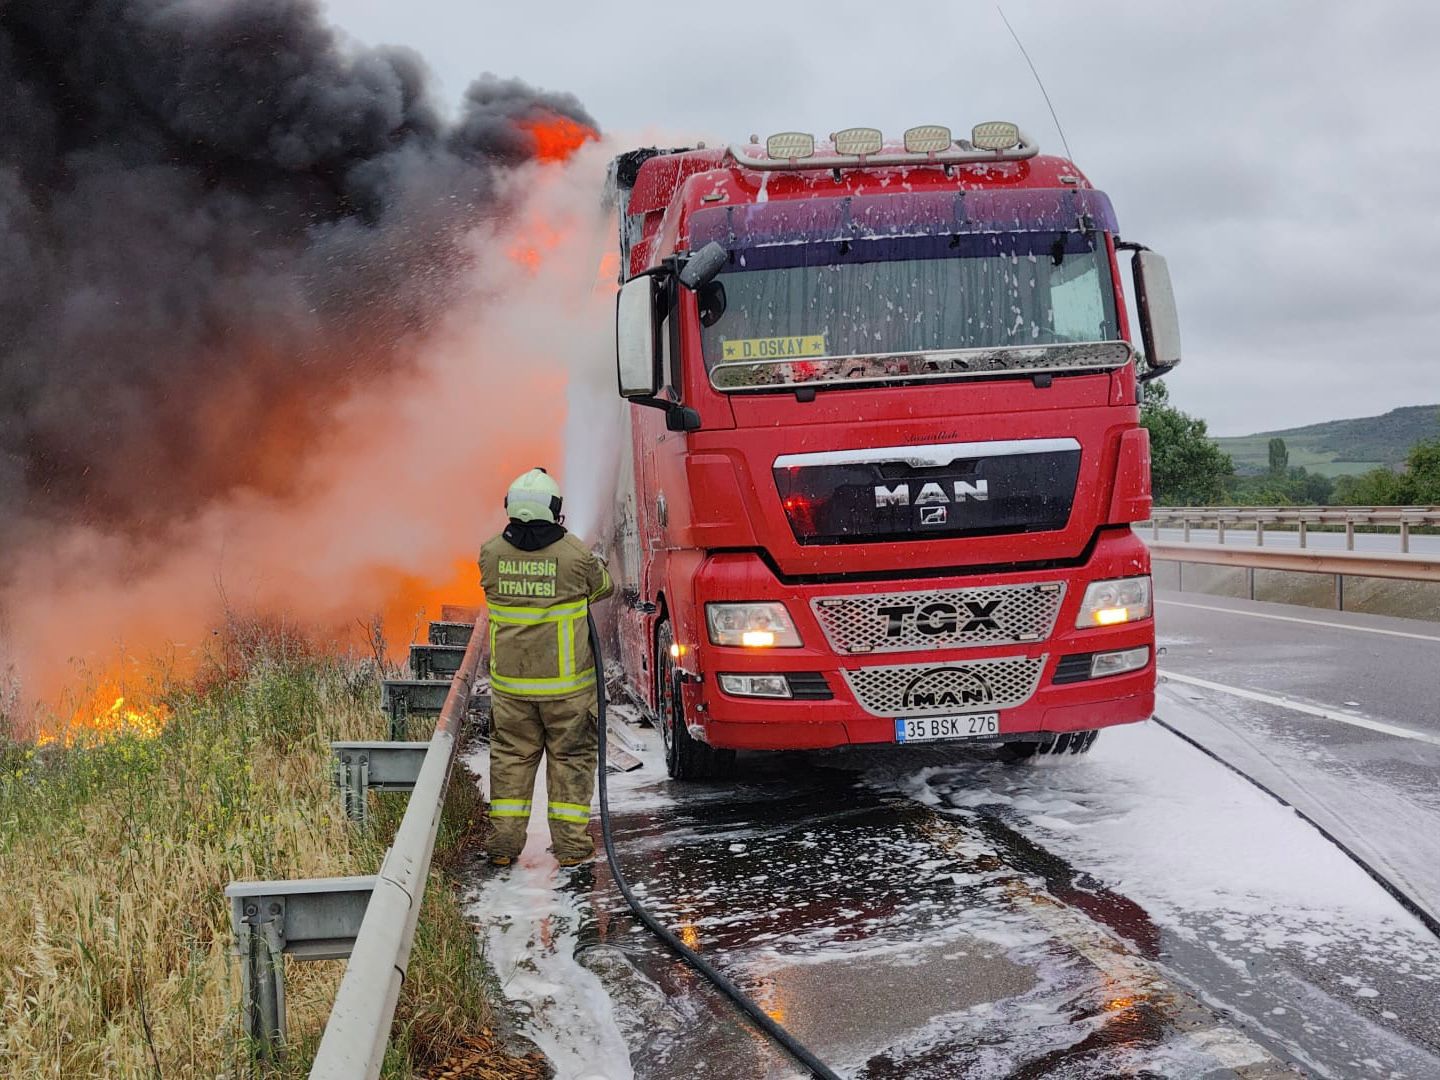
[487,688,598,861]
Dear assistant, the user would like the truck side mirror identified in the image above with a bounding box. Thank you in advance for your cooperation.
[1132,250,1181,381]
[616,275,662,398]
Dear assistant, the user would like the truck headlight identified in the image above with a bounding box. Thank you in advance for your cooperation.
[705,603,802,647]
[1075,576,1152,628]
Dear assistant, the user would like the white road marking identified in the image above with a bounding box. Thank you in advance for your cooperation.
[1159,671,1440,747]
[1157,598,1440,644]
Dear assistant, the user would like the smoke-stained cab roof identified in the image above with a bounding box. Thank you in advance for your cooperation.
[618,142,1100,280]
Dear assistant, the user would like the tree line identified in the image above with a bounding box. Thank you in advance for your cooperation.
[1140,380,1440,506]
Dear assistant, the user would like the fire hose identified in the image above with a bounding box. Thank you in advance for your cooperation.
[589,613,843,1080]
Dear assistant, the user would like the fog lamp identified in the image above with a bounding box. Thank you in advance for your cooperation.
[719,673,792,699]
[1091,647,1150,678]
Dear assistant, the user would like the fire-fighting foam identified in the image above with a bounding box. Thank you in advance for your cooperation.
[0,0,620,738]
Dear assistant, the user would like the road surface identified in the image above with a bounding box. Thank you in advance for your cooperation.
[460,585,1440,1080]
[1155,590,1440,926]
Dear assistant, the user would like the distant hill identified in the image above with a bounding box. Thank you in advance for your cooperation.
[1214,404,1440,477]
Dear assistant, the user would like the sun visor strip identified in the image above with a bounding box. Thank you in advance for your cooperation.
[689,189,1119,250]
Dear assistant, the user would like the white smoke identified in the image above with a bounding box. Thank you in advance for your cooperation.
[561,369,626,545]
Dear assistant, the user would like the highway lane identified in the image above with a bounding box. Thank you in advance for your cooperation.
[462,594,1440,1078]
[1156,592,1440,730]
[467,697,1440,1077]
[1155,589,1440,925]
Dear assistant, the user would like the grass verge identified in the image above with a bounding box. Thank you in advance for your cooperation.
[0,625,543,1078]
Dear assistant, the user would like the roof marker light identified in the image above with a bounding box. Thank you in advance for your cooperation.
[971,121,1022,151]
[765,131,815,160]
[830,127,883,156]
[903,124,953,154]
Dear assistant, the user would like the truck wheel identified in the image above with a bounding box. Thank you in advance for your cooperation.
[1000,730,1099,762]
[655,622,736,781]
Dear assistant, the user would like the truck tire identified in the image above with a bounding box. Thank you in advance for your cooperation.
[1000,729,1099,762]
[656,622,736,781]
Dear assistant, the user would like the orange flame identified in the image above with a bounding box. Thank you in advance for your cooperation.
[519,114,596,163]
[369,556,489,652]
[39,670,171,747]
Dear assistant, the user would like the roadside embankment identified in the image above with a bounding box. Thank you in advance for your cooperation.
[0,623,544,1078]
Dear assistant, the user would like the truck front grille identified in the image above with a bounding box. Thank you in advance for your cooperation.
[812,582,1065,655]
[841,656,1046,718]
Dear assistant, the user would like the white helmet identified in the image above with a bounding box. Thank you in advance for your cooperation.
[505,467,563,524]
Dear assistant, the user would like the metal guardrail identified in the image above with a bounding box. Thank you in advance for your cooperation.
[1145,506,1440,553]
[1147,542,1440,583]
[224,619,484,1074]
[310,624,485,1079]
[1145,540,1440,614]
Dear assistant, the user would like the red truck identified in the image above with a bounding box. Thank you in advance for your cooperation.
[607,123,1179,779]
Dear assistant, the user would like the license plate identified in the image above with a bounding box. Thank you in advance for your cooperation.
[894,713,1000,743]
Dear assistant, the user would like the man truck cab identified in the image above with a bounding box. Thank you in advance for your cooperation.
[607,124,1180,779]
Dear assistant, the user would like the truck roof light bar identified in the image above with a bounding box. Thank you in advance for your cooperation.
[765,131,816,160]
[734,125,1038,172]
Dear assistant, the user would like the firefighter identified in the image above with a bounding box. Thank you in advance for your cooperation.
[479,467,613,868]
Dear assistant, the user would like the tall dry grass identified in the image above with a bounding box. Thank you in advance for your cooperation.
[0,624,525,1078]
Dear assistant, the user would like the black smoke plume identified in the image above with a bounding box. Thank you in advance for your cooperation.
[0,0,593,553]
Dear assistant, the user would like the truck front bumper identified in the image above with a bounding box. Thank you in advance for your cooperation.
[680,530,1156,752]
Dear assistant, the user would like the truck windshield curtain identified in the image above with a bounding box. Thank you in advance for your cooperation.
[698,232,1118,377]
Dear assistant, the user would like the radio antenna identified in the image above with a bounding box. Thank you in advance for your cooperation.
[996,6,1076,163]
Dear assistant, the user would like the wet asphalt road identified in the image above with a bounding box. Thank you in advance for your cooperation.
[1154,589,1440,932]
[1155,591,1440,730]
[573,743,1276,1079]
[476,593,1440,1078]
[555,708,1440,1078]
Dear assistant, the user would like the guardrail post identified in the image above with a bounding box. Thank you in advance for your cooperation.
[1298,520,1308,548]
[387,689,409,741]
[226,876,378,1061]
[1401,521,1411,554]
[330,741,431,828]
[333,751,370,825]
[236,897,287,1056]
[1217,519,1226,545]
[1346,521,1355,550]
[1255,520,1264,547]
[1182,519,1191,542]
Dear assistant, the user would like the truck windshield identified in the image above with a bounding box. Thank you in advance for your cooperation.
[698,232,1121,389]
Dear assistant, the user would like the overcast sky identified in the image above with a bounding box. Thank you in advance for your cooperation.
[325,0,1437,436]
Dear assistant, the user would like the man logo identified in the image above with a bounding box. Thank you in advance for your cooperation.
[900,667,995,711]
[919,505,947,525]
[874,479,989,508]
